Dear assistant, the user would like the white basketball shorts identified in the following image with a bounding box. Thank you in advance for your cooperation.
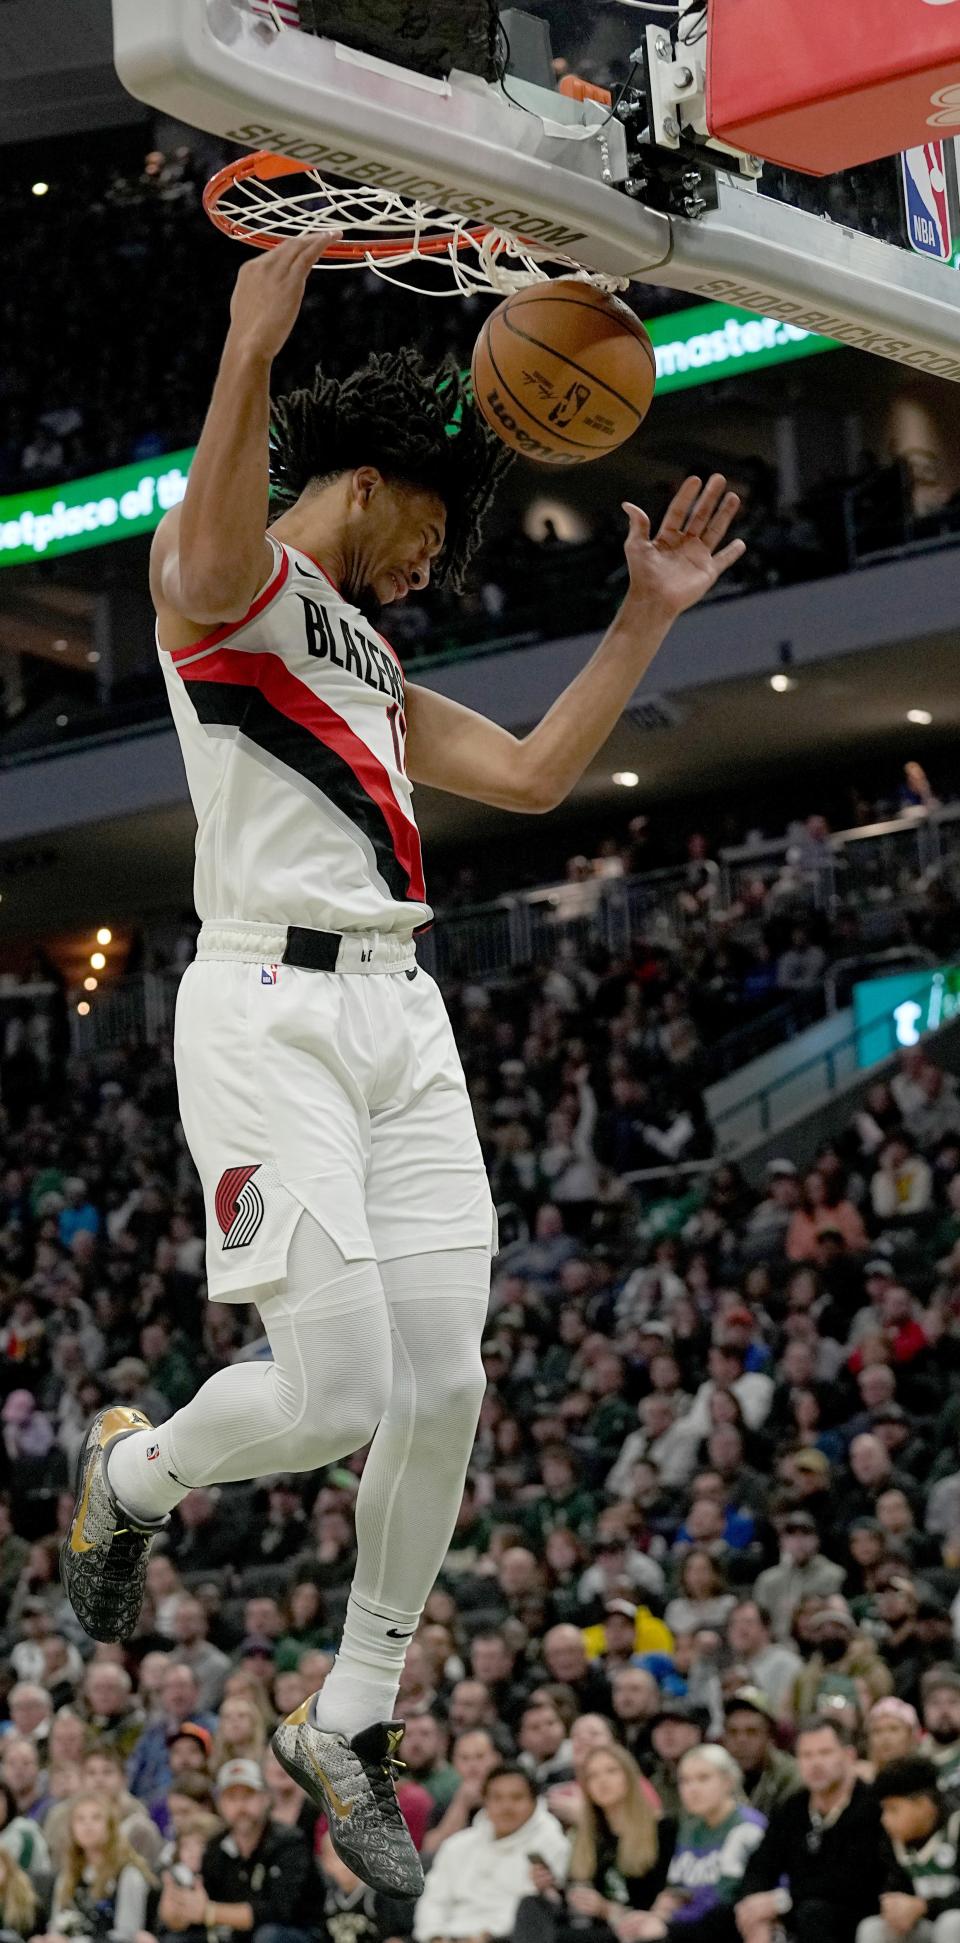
[174,921,497,1302]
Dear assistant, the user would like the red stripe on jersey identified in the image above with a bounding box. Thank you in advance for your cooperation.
[169,548,290,663]
[178,645,426,903]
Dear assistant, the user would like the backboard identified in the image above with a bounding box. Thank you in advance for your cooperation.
[111,0,960,378]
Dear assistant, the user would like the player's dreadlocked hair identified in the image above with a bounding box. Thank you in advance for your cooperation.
[269,348,513,592]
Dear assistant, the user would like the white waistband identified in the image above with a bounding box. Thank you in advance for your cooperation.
[196,920,417,975]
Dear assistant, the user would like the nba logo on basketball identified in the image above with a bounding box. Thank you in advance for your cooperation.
[901,143,952,258]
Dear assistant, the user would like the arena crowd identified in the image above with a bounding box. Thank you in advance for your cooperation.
[2,926,960,1943]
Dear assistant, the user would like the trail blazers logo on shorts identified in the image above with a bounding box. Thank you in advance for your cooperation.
[215,1163,266,1250]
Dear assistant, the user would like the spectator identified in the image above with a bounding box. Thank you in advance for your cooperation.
[40,1793,154,1943]
[639,1744,765,1943]
[273,1583,330,1670]
[518,1701,575,1791]
[666,1555,737,1639]
[864,1756,960,1943]
[868,1701,922,1776]
[920,1668,960,1792]
[735,1716,898,1943]
[260,1747,319,1850]
[685,1347,773,1441]
[127,1666,216,1807]
[315,1827,414,1943]
[399,1714,460,1810]
[742,1163,802,1263]
[0,1779,50,1880]
[541,1628,614,1718]
[754,1516,845,1640]
[44,1746,163,1872]
[790,1606,893,1717]
[250,1480,309,1568]
[414,1764,568,1942]
[613,1668,662,1761]
[0,1844,36,1940]
[1,1740,48,1826]
[787,1172,868,1263]
[644,1703,707,1822]
[871,1139,933,1224]
[724,1605,802,1717]
[6,1686,51,1750]
[421,1727,501,1858]
[517,1743,673,1943]
[79,1663,144,1762]
[723,1690,802,1818]
[0,1500,29,1625]
[168,1597,231,1712]
[152,1758,313,1943]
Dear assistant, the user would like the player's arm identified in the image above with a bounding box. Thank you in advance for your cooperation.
[150,232,338,625]
[405,475,743,813]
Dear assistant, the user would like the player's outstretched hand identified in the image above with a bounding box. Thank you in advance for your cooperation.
[228,230,343,362]
[621,474,745,618]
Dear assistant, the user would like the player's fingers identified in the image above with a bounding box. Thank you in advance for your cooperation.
[622,501,651,540]
[274,229,343,271]
[703,491,741,550]
[684,474,727,538]
[659,476,702,537]
[711,537,747,574]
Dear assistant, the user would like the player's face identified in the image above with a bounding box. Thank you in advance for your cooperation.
[350,472,447,608]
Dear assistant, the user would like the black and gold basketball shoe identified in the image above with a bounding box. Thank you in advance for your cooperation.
[272,1699,424,1897]
[60,1406,168,1643]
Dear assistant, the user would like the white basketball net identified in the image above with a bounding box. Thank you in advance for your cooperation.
[206,164,629,297]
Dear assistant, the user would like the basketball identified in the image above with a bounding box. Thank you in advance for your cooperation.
[470,278,657,466]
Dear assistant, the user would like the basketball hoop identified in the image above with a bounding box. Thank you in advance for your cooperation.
[203,151,628,297]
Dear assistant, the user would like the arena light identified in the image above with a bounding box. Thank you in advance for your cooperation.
[83,977,97,993]
[96,927,112,946]
[770,672,796,693]
[55,713,68,727]
[90,951,106,971]
[907,708,933,724]
[612,770,640,787]
[76,1001,90,1017]
[31,182,49,198]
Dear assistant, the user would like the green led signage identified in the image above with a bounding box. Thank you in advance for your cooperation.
[644,301,837,395]
[0,450,193,570]
[854,963,960,1068]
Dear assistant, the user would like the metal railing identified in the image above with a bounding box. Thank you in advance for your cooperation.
[711,1009,902,1146]
[719,803,958,914]
[824,946,936,1015]
[70,806,960,1056]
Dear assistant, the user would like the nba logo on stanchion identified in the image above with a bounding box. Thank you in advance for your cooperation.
[901,143,952,258]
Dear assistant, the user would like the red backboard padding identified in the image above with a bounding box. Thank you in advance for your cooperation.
[705,0,960,176]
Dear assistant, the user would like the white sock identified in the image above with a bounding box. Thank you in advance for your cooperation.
[106,1426,190,1522]
[311,1591,420,1738]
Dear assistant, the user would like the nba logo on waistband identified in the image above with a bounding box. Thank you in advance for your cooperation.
[261,964,279,984]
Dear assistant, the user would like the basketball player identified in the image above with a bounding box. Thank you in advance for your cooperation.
[60,233,744,1893]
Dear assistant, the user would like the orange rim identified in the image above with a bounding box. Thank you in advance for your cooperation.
[203,150,497,259]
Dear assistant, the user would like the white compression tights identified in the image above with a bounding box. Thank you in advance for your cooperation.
[108,1212,489,1730]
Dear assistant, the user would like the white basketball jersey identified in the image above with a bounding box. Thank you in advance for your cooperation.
[157,539,431,935]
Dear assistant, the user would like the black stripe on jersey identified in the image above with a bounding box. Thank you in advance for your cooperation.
[186,680,413,903]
